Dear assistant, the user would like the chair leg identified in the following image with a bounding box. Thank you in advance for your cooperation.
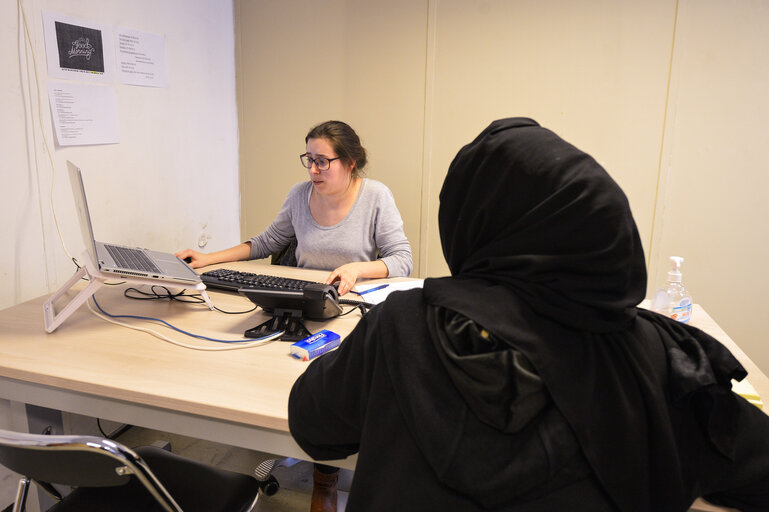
[13,478,29,512]
[253,459,280,496]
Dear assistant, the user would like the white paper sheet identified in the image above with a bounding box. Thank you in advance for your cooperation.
[116,28,169,87]
[43,11,115,83]
[352,280,425,305]
[48,82,120,146]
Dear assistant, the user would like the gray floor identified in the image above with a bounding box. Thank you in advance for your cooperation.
[0,417,734,512]
[0,418,351,511]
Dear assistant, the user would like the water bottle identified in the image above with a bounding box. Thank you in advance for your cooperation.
[650,256,693,323]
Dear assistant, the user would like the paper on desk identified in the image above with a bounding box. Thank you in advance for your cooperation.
[354,280,424,305]
[732,378,763,410]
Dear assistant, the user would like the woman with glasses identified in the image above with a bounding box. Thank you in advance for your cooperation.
[178,120,411,511]
[176,120,413,296]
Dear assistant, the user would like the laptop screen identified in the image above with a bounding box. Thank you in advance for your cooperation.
[67,161,100,268]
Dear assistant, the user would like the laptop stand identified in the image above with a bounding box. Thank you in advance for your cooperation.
[43,253,214,333]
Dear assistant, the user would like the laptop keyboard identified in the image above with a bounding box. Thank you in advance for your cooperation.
[104,244,162,273]
[200,268,319,292]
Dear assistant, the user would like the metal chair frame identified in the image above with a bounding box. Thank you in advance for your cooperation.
[0,429,258,512]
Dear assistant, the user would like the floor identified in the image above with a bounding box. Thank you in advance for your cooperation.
[0,417,351,512]
[0,417,735,512]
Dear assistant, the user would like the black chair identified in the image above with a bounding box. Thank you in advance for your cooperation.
[270,237,298,267]
[0,429,261,512]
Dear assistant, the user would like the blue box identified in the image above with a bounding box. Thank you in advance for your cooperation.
[290,330,341,361]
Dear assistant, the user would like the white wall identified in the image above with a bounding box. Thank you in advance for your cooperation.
[1,0,241,311]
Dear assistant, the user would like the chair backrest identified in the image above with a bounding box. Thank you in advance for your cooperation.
[270,238,298,267]
[0,429,182,511]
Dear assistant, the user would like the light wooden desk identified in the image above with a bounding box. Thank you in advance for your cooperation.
[687,304,767,409]
[642,302,768,409]
[0,262,370,470]
[1,267,767,474]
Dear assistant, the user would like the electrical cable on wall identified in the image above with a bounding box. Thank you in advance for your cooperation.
[18,0,76,270]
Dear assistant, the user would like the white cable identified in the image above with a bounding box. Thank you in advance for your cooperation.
[18,0,75,264]
[86,300,283,351]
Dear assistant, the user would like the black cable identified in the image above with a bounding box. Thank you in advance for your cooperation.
[338,299,374,317]
[124,285,202,303]
[213,303,258,314]
[339,299,374,309]
[96,418,109,438]
[96,418,133,440]
[123,286,257,314]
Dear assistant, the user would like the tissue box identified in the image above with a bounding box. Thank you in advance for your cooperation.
[290,330,341,361]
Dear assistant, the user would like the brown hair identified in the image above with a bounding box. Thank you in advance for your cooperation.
[305,120,368,177]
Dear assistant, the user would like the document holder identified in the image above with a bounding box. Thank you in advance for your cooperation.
[43,253,213,333]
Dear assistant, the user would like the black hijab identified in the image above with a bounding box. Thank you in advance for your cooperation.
[437,117,646,332]
[422,118,746,511]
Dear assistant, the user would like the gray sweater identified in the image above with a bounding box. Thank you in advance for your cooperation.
[248,179,413,277]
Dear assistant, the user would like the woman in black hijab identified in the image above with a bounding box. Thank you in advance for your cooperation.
[289,118,769,511]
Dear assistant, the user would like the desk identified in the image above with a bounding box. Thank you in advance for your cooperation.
[1,268,768,471]
[0,262,371,470]
[687,304,767,409]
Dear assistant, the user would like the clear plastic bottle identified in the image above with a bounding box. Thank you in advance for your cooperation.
[650,256,693,323]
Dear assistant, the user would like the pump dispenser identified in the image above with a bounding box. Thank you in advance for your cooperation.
[650,256,693,323]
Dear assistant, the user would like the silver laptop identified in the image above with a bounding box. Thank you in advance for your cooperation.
[67,161,201,285]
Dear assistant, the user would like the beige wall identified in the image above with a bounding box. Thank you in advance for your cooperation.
[422,0,676,275]
[236,0,769,376]
[236,0,675,276]
[650,0,769,375]
[236,0,428,274]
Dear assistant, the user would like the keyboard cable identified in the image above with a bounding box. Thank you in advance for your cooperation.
[88,295,282,351]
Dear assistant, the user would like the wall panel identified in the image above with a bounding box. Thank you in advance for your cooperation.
[652,0,769,374]
[236,0,428,275]
[423,0,676,276]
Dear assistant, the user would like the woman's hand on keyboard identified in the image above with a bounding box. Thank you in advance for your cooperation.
[327,260,390,296]
[326,263,362,296]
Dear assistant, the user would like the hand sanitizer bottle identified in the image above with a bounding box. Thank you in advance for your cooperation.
[650,256,693,323]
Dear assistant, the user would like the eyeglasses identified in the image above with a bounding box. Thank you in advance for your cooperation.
[300,154,341,171]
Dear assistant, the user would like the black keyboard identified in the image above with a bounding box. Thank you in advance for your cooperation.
[104,244,161,273]
[200,268,321,293]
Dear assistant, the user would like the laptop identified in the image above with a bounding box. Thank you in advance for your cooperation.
[67,161,201,285]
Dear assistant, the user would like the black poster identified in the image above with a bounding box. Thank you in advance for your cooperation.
[55,21,105,73]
